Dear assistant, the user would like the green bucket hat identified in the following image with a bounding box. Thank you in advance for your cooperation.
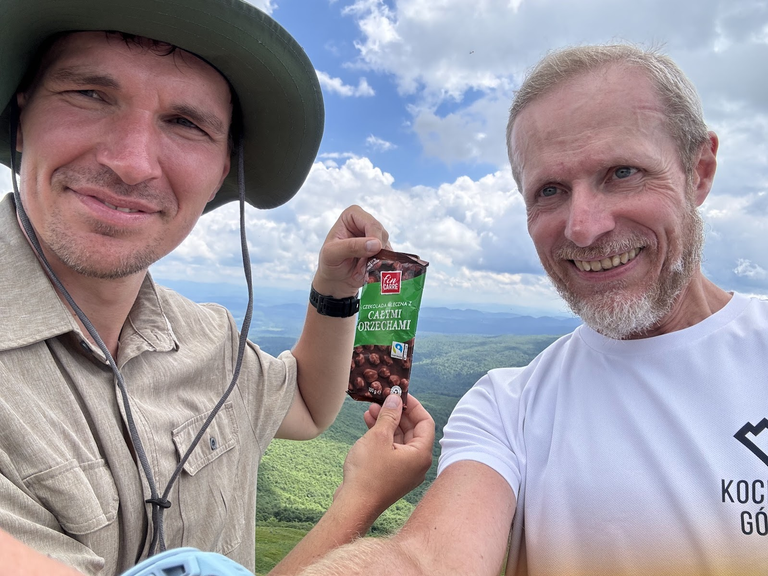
[0,0,324,210]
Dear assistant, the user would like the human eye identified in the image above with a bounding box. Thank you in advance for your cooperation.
[174,117,199,129]
[613,166,638,179]
[73,89,103,100]
[540,185,560,198]
[171,116,208,136]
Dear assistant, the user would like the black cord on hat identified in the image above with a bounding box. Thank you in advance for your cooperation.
[9,98,256,559]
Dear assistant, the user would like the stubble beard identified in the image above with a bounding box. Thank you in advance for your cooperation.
[46,217,162,280]
[549,204,705,340]
[41,166,168,280]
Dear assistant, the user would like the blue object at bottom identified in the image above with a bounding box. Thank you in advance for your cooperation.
[120,547,254,576]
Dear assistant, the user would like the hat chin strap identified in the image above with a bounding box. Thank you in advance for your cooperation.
[9,98,256,560]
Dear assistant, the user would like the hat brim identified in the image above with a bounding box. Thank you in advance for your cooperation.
[0,0,324,210]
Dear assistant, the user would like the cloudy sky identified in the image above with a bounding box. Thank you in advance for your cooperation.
[3,0,768,316]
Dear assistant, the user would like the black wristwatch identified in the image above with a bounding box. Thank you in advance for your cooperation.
[309,285,360,318]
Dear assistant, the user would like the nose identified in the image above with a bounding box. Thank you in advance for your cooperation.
[564,184,616,247]
[95,110,162,186]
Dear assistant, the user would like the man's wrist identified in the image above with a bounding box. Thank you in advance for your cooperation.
[309,285,360,318]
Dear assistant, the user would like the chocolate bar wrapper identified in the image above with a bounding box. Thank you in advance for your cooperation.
[348,249,428,407]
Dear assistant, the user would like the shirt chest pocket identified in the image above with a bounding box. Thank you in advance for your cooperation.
[23,458,119,535]
[172,402,244,554]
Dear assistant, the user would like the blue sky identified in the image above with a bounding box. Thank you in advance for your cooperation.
[4,0,768,316]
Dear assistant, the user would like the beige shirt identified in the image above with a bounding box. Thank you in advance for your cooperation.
[0,194,298,574]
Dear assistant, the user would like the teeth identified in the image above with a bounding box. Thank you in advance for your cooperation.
[574,248,641,272]
[103,201,139,213]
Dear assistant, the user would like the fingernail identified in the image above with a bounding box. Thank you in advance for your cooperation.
[383,394,401,408]
[365,240,379,253]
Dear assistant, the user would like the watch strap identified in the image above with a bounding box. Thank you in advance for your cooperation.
[309,285,360,318]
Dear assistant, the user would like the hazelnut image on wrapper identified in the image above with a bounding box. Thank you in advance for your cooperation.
[348,249,428,407]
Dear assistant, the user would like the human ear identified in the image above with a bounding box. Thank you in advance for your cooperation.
[209,156,231,202]
[691,132,718,207]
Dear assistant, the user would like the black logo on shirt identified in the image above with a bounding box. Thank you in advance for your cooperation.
[735,418,768,467]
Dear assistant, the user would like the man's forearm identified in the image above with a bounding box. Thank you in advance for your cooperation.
[290,299,358,434]
[295,537,424,576]
[0,529,83,576]
[268,490,382,576]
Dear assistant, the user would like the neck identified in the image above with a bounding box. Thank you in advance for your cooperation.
[53,267,146,358]
[636,273,732,338]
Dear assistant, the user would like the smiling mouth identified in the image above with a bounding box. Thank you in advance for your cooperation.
[573,248,642,272]
[100,200,141,214]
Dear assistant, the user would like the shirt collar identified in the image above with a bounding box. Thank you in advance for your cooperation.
[0,194,76,352]
[119,275,179,366]
[0,193,179,360]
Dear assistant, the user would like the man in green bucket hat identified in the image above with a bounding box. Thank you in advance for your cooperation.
[0,0,435,573]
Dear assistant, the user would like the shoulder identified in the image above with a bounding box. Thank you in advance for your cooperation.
[154,284,233,322]
[151,283,239,341]
[483,330,580,391]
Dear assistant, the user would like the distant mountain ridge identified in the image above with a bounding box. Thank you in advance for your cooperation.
[418,306,580,335]
[156,279,581,337]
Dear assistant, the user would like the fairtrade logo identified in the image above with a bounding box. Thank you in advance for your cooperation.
[381,271,402,294]
[391,341,408,360]
[735,418,768,467]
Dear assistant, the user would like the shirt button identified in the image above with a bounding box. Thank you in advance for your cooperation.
[210,437,217,451]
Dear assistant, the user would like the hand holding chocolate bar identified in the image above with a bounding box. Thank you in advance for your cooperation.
[337,394,435,517]
[313,205,391,298]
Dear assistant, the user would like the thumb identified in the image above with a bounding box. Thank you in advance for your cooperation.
[372,393,403,434]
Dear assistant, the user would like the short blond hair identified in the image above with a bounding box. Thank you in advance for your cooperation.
[506,44,709,188]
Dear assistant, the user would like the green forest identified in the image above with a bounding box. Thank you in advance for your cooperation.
[252,333,559,574]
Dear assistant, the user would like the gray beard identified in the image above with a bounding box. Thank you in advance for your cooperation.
[555,207,705,340]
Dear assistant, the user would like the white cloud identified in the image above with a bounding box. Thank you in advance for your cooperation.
[366,135,396,151]
[409,90,511,168]
[336,0,768,176]
[316,70,375,97]
[318,152,360,166]
[733,259,767,280]
[152,155,553,310]
[246,0,276,14]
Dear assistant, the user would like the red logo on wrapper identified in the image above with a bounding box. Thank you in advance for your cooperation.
[381,271,401,294]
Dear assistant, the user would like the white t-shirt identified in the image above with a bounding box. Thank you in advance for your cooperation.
[439,293,768,575]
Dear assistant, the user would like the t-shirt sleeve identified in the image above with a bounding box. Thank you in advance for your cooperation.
[437,368,526,498]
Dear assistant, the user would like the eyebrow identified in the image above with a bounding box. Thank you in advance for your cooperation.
[46,66,228,137]
[47,66,120,89]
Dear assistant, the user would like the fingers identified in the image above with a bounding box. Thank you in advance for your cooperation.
[369,393,403,435]
[333,205,390,246]
[363,404,381,430]
[396,396,436,449]
[320,236,383,270]
[313,205,390,295]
